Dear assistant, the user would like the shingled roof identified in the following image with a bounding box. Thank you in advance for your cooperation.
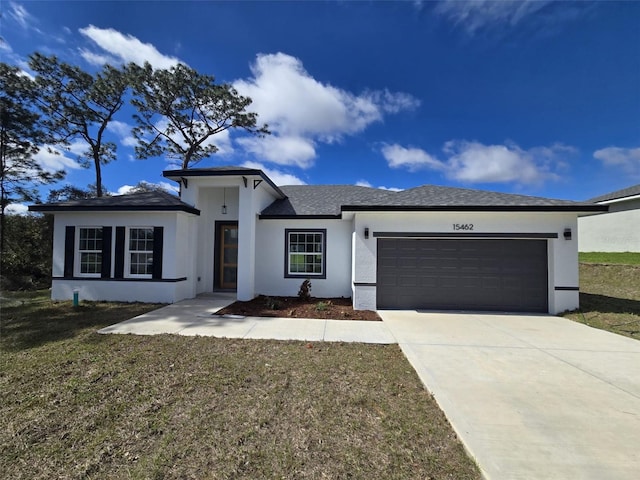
[29,191,200,215]
[588,184,640,203]
[260,184,606,217]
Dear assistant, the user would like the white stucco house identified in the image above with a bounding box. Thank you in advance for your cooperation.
[30,166,606,314]
[578,184,640,252]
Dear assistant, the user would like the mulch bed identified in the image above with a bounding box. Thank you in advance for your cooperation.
[217,295,381,321]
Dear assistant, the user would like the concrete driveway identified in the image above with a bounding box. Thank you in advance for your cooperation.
[379,310,640,480]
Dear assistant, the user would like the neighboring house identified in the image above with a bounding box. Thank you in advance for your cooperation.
[30,166,605,314]
[578,184,640,252]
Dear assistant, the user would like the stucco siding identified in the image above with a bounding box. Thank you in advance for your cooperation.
[194,187,240,294]
[50,211,196,303]
[578,201,639,252]
[255,219,353,298]
[351,211,580,314]
[52,279,182,303]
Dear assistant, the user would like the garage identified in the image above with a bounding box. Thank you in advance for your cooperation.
[376,238,548,312]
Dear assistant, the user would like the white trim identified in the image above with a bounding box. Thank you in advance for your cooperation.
[598,193,640,205]
[125,227,154,279]
[76,226,102,278]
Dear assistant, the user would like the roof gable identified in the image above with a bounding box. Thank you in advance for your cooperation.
[163,166,286,199]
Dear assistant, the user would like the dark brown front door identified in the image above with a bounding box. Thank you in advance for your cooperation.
[219,224,238,289]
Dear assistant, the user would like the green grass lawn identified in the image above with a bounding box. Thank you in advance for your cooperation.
[0,291,480,479]
[579,251,640,265]
[563,261,640,340]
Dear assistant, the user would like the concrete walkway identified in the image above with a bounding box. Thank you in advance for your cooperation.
[98,295,395,344]
[379,310,640,480]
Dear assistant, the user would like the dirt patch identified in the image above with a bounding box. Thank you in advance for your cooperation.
[217,295,381,321]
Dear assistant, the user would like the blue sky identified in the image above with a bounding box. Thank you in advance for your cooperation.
[2,0,639,211]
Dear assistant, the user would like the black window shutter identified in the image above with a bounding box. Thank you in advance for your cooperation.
[64,226,75,277]
[101,226,112,278]
[152,227,163,279]
[114,227,125,278]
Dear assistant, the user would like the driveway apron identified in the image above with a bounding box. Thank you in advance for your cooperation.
[379,310,640,480]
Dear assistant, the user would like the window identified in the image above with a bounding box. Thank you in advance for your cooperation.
[79,227,102,275]
[128,228,154,276]
[285,229,326,278]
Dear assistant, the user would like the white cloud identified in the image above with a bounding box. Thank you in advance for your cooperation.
[79,49,119,67]
[237,135,316,168]
[70,140,90,156]
[355,180,373,188]
[5,203,29,215]
[201,127,233,156]
[444,141,546,184]
[107,120,137,147]
[7,2,42,34]
[116,185,134,195]
[233,52,419,168]
[78,25,181,69]
[355,180,402,192]
[241,161,306,186]
[9,2,32,29]
[367,89,421,114]
[34,145,82,172]
[382,140,573,185]
[593,147,640,175]
[382,144,445,172]
[434,0,590,38]
[435,0,551,35]
[0,38,12,52]
[115,181,179,196]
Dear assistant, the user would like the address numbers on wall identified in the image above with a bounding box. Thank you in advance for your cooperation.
[452,223,474,231]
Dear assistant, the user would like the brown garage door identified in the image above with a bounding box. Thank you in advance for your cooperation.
[377,238,548,312]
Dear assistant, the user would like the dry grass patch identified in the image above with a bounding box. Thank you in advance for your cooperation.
[563,263,640,339]
[0,292,480,479]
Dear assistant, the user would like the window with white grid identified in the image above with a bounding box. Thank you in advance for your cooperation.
[78,227,102,275]
[285,229,326,278]
[128,228,154,276]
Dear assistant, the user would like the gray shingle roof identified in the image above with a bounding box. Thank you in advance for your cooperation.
[29,191,200,215]
[261,185,394,217]
[588,184,640,203]
[261,184,606,217]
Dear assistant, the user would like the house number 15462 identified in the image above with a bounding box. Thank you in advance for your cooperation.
[453,223,474,231]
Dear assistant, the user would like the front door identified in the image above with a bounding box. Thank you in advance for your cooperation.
[219,224,238,289]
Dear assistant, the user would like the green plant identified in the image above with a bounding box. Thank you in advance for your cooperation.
[315,301,329,312]
[264,296,282,310]
[298,279,312,300]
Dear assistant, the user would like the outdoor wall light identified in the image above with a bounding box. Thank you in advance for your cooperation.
[221,188,228,215]
[364,227,369,239]
[563,228,572,240]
